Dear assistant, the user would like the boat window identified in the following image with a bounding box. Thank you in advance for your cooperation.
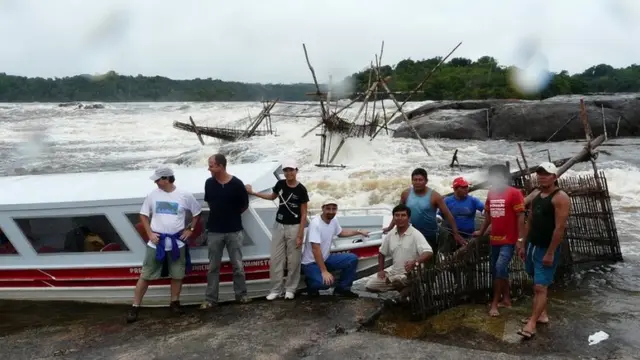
[126,211,208,248]
[0,225,18,255]
[12,215,130,253]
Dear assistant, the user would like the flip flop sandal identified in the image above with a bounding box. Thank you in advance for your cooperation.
[517,329,536,340]
[520,317,549,325]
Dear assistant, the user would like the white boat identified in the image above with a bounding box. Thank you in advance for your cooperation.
[0,161,389,306]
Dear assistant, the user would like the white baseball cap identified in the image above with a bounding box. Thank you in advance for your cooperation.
[281,159,298,170]
[149,167,174,181]
[536,162,558,175]
[322,199,338,207]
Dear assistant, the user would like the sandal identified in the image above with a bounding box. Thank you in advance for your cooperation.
[520,317,549,325]
[517,329,536,340]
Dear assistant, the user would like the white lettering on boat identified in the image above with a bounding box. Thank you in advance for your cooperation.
[128,259,270,274]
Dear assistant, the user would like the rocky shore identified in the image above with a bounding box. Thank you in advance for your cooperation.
[0,293,634,360]
[391,93,640,142]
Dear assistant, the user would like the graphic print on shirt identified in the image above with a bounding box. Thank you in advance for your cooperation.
[155,201,179,215]
[489,199,506,218]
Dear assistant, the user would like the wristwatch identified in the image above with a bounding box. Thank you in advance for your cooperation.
[189,226,195,231]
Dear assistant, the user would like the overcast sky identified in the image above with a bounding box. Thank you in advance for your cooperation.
[0,0,638,84]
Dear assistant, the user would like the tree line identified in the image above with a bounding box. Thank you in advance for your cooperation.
[1,58,639,102]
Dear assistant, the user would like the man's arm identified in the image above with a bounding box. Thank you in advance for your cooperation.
[186,194,202,231]
[474,197,485,214]
[311,243,328,273]
[249,181,279,201]
[414,233,434,265]
[297,202,308,239]
[139,195,154,238]
[237,179,249,213]
[434,192,462,239]
[338,228,366,237]
[547,191,570,254]
[308,223,328,272]
[297,186,311,240]
[377,235,390,272]
[251,191,278,201]
[476,201,491,236]
[385,189,409,231]
[512,190,526,239]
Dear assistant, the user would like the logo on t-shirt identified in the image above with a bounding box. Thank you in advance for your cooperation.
[155,201,179,215]
[489,199,506,217]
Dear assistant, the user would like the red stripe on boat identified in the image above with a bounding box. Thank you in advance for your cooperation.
[0,245,379,285]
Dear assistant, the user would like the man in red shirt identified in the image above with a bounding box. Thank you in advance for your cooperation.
[474,164,525,317]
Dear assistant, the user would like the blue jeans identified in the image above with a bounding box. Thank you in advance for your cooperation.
[490,244,515,280]
[525,243,561,286]
[301,253,358,292]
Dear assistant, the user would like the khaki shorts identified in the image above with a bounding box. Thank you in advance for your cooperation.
[140,245,186,280]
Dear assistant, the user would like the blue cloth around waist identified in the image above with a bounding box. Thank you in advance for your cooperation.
[156,231,192,275]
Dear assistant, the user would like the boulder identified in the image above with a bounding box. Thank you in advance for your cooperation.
[392,93,640,142]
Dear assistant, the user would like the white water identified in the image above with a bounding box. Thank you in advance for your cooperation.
[1,101,639,257]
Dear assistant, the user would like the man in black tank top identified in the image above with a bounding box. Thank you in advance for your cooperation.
[517,162,570,340]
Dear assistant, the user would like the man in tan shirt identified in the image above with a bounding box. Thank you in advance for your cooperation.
[366,204,433,299]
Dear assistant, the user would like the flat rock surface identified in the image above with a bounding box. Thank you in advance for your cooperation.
[0,293,635,360]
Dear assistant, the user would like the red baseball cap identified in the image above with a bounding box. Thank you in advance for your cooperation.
[452,177,469,188]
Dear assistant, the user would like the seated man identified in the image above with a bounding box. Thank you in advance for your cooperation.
[365,204,433,300]
[301,199,369,298]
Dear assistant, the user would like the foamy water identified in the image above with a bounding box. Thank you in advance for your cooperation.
[1,101,639,258]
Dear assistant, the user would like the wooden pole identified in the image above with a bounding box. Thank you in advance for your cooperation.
[545,114,577,143]
[302,44,328,119]
[601,104,608,141]
[189,116,205,145]
[372,65,431,156]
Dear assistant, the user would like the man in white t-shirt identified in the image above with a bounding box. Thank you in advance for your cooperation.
[365,204,433,301]
[301,199,369,298]
[127,167,202,323]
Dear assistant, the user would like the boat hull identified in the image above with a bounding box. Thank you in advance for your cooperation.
[0,247,380,306]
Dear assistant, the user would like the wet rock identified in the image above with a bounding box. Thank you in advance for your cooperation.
[392,93,640,142]
[58,102,81,107]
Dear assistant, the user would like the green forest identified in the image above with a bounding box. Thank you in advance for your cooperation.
[1,57,639,102]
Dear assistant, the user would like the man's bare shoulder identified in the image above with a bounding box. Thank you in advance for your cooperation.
[554,190,570,201]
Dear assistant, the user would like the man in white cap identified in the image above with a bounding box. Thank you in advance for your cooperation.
[300,199,369,298]
[127,167,202,323]
[246,159,310,300]
[517,162,570,340]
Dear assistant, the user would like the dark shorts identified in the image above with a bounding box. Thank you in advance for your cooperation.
[525,243,561,286]
[490,244,515,280]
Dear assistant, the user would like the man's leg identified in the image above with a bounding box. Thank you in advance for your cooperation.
[282,224,302,297]
[168,246,187,314]
[498,245,515,307]
[521,247,559,337]
[301,262,328,294]
[325,253,359,297]
[364,272,394,293]
[489,245,513,316]
[203,233,225,307]
[226,231,250,303]
[127,246,162,323]
[268,224,287,298]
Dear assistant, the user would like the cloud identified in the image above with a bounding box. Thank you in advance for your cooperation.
[0,0,638,83]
